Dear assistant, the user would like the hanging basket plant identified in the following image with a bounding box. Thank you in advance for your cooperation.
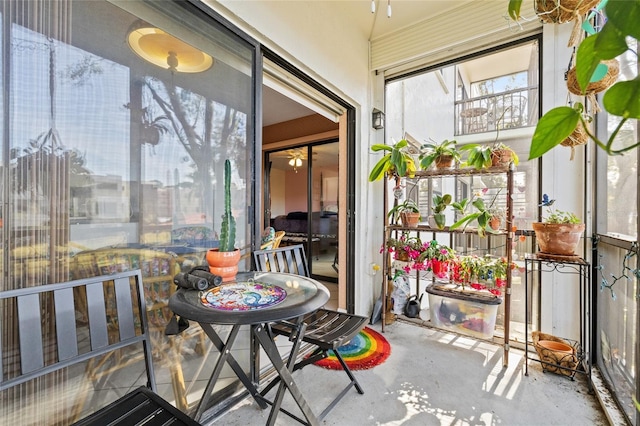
[535,0,600,24]
[566,59,619,97]
[560,118,590,160]
[566,59,619,115]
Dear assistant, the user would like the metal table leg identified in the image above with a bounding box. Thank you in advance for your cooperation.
[253,322,320,426]
[194,323,267,421]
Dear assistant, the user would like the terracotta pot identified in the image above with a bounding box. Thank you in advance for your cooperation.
[537,340,574,354]
[490,149,513,167]
[489,216,501,230]
[395,249,410,262]
[532,222,585,256]
[206,248,241,282]
[208,265,239,282]
[400,212,420,228]
[434,155,455,169]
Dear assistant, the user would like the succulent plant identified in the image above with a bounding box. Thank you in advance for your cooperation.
[218,159,236,252]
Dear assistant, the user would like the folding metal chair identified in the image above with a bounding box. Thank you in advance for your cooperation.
[253,244,367,422]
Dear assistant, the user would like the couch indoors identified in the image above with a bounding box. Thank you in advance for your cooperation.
[271,211,338,253]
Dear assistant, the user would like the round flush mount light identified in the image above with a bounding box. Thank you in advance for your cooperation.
[127,26,213,73]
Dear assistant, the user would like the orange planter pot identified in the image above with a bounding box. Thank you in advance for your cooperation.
[532,222,585,256]
[209,265,239,282]
[206,249,241,282]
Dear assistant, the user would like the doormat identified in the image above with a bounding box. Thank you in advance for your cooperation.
[314,326,391,371]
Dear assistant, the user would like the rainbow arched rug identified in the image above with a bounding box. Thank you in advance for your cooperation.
[313,327,391,371]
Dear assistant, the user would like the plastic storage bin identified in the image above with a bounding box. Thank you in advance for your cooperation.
[426,283,502,340]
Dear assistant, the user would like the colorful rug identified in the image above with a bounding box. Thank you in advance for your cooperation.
[314,326,391,371]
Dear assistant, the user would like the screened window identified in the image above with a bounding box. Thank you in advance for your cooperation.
[384,38,541,344]
[1,0,255,423]
[597,39,638,239]
[594,38,639,424]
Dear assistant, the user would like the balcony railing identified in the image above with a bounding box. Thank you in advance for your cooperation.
[455,86,538,136]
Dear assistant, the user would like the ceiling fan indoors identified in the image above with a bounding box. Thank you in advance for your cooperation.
[270,148,315,173]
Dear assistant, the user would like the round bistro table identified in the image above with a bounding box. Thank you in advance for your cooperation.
[169,271,330,425]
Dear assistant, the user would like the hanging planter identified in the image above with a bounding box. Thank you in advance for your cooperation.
[560,120,590,160]
[535,0,601,47]
[535,0,600,24]
[566,59,619,99]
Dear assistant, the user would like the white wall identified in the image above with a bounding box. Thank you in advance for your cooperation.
[540,24,587,341]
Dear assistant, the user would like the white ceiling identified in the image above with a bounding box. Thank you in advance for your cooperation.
[262,0,468,127]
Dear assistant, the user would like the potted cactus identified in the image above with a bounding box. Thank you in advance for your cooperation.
[206,159,241,281]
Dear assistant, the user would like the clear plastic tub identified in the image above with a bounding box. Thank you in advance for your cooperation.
[426,284,502,340]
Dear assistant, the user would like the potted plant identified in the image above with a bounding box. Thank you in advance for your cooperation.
[369,139,418,181]
[425,241,455,278]
[532,194,585,256]
[488,206,506,230]
[387,199,421,228]
[450,189,504,236]
[206,159,241,281]
[431,193,452,230]
[384,232,422,262]
[460,143,519,170]
[419,139,460,170]
[470,256,512,297]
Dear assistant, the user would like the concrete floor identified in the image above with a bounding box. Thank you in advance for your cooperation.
[208,319,610,426]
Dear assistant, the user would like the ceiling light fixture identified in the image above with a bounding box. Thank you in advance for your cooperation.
[288,157,303,173]
[127,24,214,73]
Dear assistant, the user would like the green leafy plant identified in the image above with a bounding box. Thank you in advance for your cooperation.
[432,193,452,229]
[538,193,582,224]
[450,188,504,236]
[387,199,420,223]
[417,240,455,263]
[419,139,460,169]
[545,210,581,224]
[218,159,236,252]
[369,139,418,181]
[509,0,640,158]
[460,143,519,169]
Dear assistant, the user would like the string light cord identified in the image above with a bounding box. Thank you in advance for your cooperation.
[596,241,640,300]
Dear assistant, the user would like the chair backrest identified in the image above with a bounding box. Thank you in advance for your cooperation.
[0,270,155,393]
[253,244,309,277]
[272,231,286,249]
[70,248,178,328]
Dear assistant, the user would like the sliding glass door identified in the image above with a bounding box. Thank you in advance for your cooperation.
[266,141,338,282]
